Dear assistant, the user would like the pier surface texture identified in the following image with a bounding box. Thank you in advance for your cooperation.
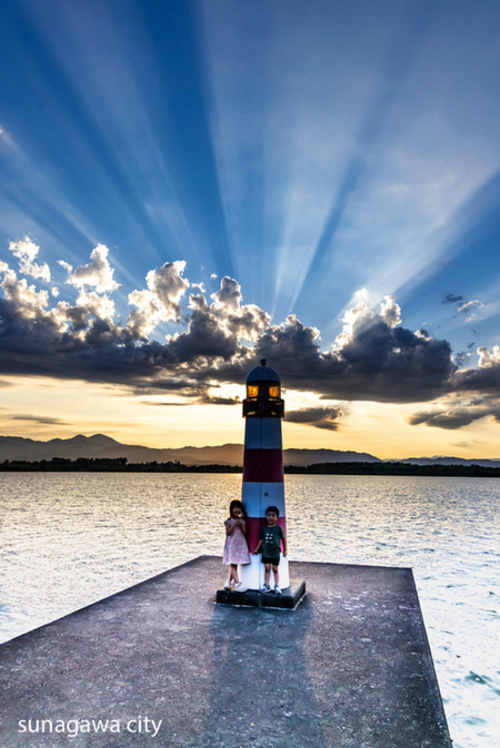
[0,556,452,748]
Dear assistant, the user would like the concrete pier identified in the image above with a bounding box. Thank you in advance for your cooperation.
[0,556,452,747]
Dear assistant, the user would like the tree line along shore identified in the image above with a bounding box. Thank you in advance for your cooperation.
[1,456,500,477]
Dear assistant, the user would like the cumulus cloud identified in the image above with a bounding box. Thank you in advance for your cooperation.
[127,261,189,338]
[0,247,124,364]
[211,276,241,311]
[286,405,343,430]
[191,282,206,292]
[50,290,118,338]
[1,241,500,424]
[450,345,500,397]
[477,345,500,367]
[1,266,50,319]
[8,237,51,282]
[248,297,456,402]
[209,276,270,341]
[163,276,271,365]
[61,244,119,292]
[0,265,458,402]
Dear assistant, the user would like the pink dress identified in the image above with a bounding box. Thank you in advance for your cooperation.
[222,518,251,566]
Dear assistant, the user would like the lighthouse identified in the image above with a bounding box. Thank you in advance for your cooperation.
[239,359,289,591]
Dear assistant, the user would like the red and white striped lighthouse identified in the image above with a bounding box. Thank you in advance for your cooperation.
[239,360,289,590]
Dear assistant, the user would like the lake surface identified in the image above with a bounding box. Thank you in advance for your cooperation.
[0,472,498,748]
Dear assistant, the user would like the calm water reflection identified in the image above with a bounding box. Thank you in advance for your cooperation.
[1,472,499,748]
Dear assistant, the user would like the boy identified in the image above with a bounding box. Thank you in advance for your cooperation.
[252,506,287,594]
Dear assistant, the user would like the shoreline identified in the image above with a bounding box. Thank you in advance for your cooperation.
[2,458,500,477]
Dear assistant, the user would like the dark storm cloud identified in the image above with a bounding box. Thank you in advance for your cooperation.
[454,351,470,367]
[408,409,480,429]
[0,278,457,402]
[248,301,457,403]
[409,384,500,430]
[285,406,343,431]
[196,394,240,406]
[442,293,483,319]
[408,401,500,430]
[141,401,187,406]
[452,349,500,396]
[11,414,70,425]
[140,390,240,405]
[443,293,465,304]
[1,251,498,412]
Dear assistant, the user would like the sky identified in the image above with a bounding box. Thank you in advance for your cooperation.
[1,0,500,459]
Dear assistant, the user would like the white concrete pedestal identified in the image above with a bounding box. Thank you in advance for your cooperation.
[239,553,289,590]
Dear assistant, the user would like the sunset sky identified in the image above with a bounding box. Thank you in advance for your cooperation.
[1,0,500,459]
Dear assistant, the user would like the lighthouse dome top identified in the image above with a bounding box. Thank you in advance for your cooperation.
[246,359,280,384]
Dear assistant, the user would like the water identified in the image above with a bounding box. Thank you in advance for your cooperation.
[1,472,499,748]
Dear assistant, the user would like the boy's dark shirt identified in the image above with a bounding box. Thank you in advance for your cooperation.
[259,524,285,559]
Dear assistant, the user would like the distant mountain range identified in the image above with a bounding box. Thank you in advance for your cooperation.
[1,433,500,468]
[0,434,379,466]
[400,455,500,467]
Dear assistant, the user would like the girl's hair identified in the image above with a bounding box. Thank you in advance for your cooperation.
[229,499,247,519]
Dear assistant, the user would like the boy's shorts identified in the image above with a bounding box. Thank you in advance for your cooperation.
[262,555,280,567]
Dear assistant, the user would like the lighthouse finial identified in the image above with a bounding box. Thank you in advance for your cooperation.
[261,358,267,366]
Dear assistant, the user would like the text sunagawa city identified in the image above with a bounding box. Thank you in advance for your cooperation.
[18,716,162,738]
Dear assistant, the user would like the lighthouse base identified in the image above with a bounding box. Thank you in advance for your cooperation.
[216,579,306,609]
[238,553,290,590]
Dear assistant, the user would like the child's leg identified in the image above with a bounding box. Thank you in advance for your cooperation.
[230,563,239,584]
[272,564,279,586]
[264,563,271,585]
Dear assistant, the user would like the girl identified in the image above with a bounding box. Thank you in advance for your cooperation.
[222,500,251,591]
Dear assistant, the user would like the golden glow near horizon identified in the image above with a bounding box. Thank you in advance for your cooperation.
[1,375,500,460]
